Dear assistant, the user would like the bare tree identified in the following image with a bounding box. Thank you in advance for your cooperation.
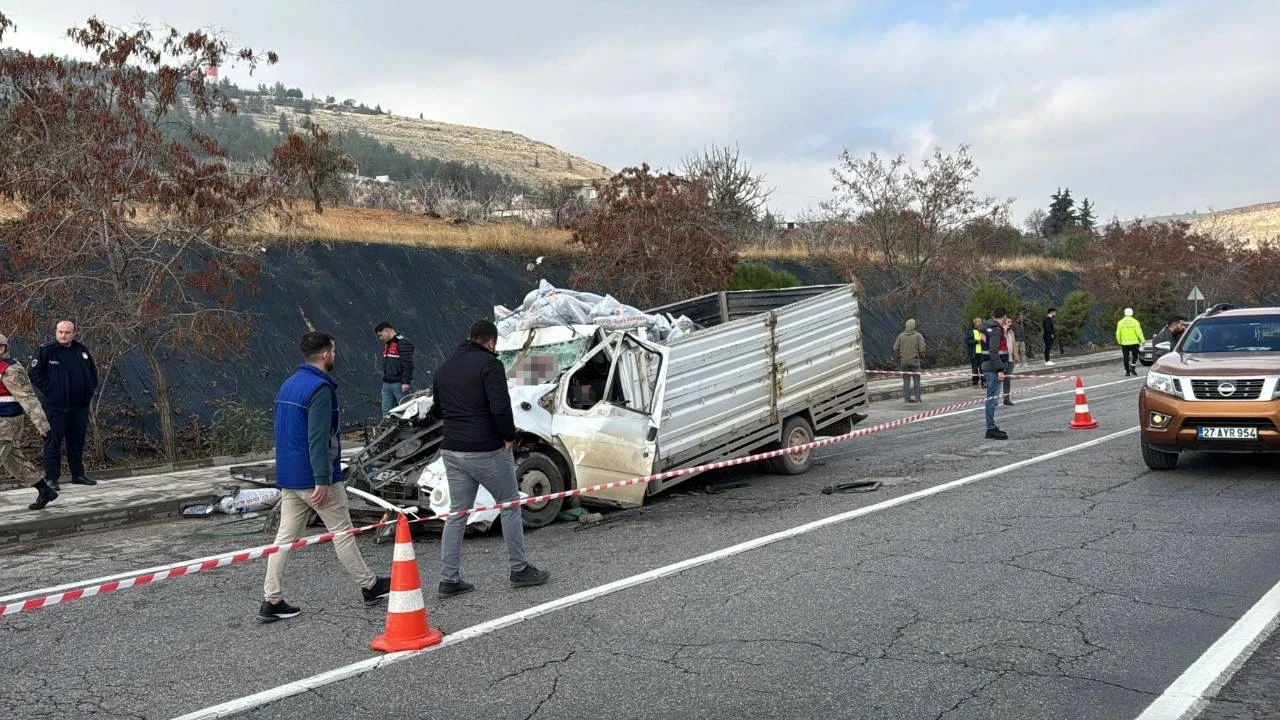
[823,144,1011,314]
[681,144,773,231]
[0,14,283,461]
[269,118,356,213]
[536,180,586,228]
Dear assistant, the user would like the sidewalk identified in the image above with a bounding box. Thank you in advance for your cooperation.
[1,350,1122,545]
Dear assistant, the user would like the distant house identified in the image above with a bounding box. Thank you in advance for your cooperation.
[374,175,390,184]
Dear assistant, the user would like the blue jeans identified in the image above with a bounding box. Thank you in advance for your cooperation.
[380,382,407,415]
[984,371,1000,430]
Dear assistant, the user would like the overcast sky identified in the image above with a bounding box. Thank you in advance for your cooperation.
[5,0,1277,222]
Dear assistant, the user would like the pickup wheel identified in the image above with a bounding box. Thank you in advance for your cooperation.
[767,416,815,475]
[1141,440,1179,470]
[515,452,565,529]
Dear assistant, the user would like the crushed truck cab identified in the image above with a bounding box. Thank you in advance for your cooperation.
[349,284,870,528]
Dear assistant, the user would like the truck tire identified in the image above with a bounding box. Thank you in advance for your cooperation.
[516,452,565,529]
[767,416,815,475]
[1141,440,1179,470]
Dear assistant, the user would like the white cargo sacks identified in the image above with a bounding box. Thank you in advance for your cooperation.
[495,280,695,343]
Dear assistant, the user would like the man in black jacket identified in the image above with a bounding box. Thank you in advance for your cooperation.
[29,320,98,490]
[375,321,415,415]
[429,320,548,599]
[1042,308,1057,365]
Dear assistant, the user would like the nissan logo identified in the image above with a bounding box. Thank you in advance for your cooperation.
[1218,382,1237,396]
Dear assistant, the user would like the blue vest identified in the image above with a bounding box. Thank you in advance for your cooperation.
[0,358,23,418]
[273,364,341,489]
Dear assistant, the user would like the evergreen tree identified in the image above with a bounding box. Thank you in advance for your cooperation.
[1078,198,1096,233]
[1041,187,1078,238]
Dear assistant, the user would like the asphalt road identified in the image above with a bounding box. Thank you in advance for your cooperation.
[2,365,1279,720]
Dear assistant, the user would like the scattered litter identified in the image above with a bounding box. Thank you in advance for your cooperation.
[821,480,882,495]
[556,507,589,523]
[705,481,751,495]
[181,487,281,518]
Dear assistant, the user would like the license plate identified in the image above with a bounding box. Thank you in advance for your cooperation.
[1198,426,1259,440]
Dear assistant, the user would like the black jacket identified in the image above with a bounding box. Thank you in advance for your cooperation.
[1042,314,1056,339]
[430,341,515,452]
[380,334,415,384]
[980,320,1012,374]
[29,340,98,410]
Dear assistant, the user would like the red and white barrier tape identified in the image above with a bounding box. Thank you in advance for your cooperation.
[866,368,1085,382]
[1,375,1076,617]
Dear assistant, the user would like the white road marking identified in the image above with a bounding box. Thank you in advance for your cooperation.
[818,376,1139,460]
[171,426,1140,720]
[1134,580,1280,720]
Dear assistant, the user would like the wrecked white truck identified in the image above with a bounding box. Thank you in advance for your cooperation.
[347,283,869,528]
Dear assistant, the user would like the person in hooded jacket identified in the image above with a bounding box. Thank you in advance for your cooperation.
[1115,308,1145,376]
[892,319,927,403]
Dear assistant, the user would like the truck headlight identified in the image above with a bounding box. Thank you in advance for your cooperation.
[1145,371,1180,398]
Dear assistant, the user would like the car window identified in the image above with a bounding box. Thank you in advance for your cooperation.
[1180,317,1280,353]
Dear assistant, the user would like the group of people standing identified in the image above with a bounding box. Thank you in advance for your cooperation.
[258,319,548,624]
[0,321,99,511]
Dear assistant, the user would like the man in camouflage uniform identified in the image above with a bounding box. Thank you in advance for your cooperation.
[0,333,57,510]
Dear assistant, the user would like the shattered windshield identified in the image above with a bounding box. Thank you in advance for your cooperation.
[500,337,594,386]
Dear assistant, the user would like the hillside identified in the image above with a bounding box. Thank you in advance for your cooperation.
[1142,200,1280,244]
[252,106,612,189]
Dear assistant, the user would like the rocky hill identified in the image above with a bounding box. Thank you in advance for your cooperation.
[1141,200,1280,244]
[253,106,612,189]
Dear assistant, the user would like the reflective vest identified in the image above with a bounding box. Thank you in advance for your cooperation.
[0,358,22,418]
[971,328,985,356]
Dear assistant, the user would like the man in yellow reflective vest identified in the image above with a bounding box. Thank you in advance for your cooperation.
[1116,307,1145,377]
[964,317,985,388]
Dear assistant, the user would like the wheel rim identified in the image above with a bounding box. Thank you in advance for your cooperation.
[521,469,551,510]
[786,425,812,465]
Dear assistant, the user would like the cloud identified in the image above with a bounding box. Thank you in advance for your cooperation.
[5,1,1278,221]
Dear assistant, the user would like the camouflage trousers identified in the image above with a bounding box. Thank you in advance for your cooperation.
[0,415,41,485]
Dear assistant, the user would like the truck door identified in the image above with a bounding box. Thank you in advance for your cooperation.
[553,332,668,507]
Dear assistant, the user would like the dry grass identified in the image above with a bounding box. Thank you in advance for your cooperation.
[741,242,1081,273]
[261,107,611,190]
[244,205,577,255]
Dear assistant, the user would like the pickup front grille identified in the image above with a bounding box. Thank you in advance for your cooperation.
[1182,418,1277,430]
[1190,379,1265,400]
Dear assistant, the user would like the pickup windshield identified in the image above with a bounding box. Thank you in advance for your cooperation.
[500,337,594,385]
[1180,316,1280,353]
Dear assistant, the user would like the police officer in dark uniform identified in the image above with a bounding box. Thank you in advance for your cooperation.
[29,320,99,490]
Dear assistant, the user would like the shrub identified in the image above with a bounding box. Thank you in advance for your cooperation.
[963,281,1019,328]
[726,262,799,291]
[209,397,273,456]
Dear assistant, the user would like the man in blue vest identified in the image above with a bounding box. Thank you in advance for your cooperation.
[258,331,390,623]
[0,333,57,510]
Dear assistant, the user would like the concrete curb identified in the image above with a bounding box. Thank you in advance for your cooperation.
[0,494,219,546]
[86,451,276,481]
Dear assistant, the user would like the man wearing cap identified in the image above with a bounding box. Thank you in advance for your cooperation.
[1116,308,1145,377]
[0,333,58,510]
[28,320,98,490]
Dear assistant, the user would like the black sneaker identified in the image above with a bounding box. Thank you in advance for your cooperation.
[1003,399,1014,406]
[70,475,97,486]
[985,429,1009,440]
[361,576,391,605]
[437,580,475,599]
[510,564,550,589]
[48,478,60,493]
[257,599,301,623]
[28,478,58,511]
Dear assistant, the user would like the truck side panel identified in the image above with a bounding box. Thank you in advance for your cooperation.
[772,285,868,430]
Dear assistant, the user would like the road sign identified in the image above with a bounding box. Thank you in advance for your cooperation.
[1187,286,1205,301]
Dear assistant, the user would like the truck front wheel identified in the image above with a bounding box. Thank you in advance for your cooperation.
[767,416,815,475]
[516,452,565,529]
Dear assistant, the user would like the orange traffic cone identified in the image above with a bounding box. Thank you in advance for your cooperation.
[1069,377,1099,430]
[370,513,443,653]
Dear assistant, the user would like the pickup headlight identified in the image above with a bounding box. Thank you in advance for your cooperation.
[1145,371,1180,398]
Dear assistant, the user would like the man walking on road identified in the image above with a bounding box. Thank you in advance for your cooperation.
[1116,308,1145,376]
[29,320,97,491]
[0,333,58,510]
[258,332,390,623]
[982,308,1013,440]
[892,319,926,404]
[430,320,549,599]
[1042,308,1057,365]
[375,321,415,415]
